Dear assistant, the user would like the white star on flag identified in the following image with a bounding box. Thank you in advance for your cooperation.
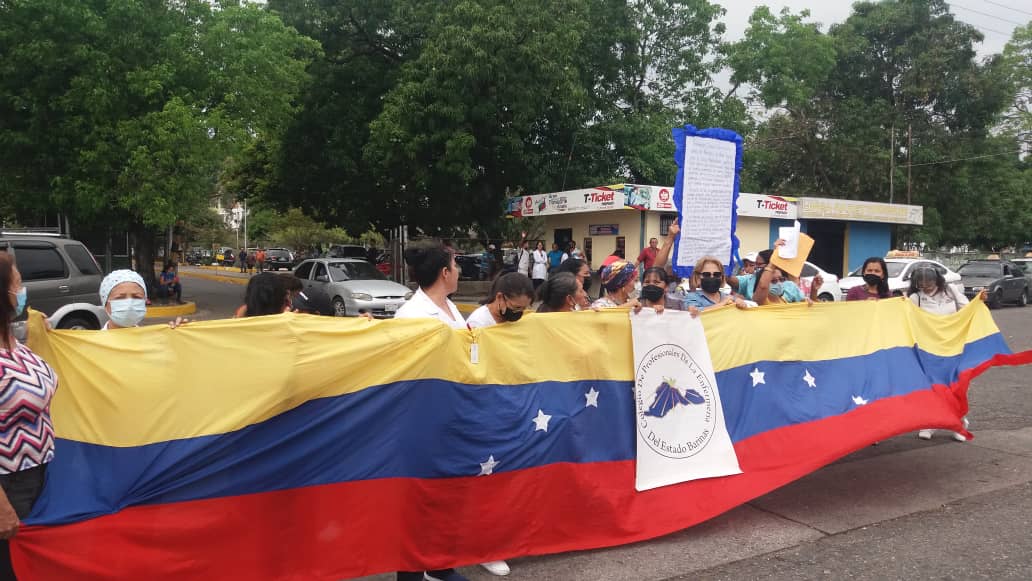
[803,369,817,388]
[750,368,765,387]
[479,455,499,476]
[585,387,600,408]
[851,395,869,406]
[532,409,552,432]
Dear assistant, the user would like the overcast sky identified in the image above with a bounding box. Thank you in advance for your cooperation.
[718,0,1023,58]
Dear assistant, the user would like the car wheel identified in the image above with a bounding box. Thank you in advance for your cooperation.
[1018,289,1028,308]
[817,292,834,302]
[56,313,100,330]
[988,289,1004,309]
[332,297,348,317]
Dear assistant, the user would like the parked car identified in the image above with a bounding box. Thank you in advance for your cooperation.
[798,261,842,302]
[326,244,371,261]
[293,258,413,318]
[455,253,486,280]
[265,248,294,270]
[957,260,1029,308]
[839,258,962,298]
[1,233,107,334]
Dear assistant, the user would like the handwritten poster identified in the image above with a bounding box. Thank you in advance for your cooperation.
[670,126,743,279]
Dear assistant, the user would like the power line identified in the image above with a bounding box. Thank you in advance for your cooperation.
[981,0,1032,18]
[903,149,1024,168]
[949,3,1027,27]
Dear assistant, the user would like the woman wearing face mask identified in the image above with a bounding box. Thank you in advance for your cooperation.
[552,258,593,309]
[846,257,892,301]
[536,273,586,313]
[100,270,187,329]
[639,267,671,313]
[682,257,740,311]
[592,260,639,308]
[908,266,986,442]
[752,264,815,306]
[0,254,59,579]
[467,272,535,328]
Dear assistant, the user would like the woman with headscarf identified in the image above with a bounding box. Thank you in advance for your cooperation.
[0,253,59,579]
[536,272,586,313]
[592,260,639,309]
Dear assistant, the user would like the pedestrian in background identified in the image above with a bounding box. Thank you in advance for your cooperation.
[238,248,248,273]
[636,237,660,271]
[256,248,267,274]
[531,242,548,290]
[516,240,530,277]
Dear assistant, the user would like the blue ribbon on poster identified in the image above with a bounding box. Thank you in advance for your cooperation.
[670,125,744,280]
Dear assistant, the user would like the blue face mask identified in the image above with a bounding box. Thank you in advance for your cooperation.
[769,282,785,297]
[109,298,147,328]
[11,287,26,318]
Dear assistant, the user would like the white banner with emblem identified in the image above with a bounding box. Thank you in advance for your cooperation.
[632,310,741,491]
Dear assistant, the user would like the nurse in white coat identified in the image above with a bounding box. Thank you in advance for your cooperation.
[394,242,465,329]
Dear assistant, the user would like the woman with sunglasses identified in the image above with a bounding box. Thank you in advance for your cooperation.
[682,256,741,310]
[467,272,535,328]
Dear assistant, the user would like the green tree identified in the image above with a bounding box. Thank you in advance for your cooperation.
[0,0,319,290]
[1000,22,1032,147]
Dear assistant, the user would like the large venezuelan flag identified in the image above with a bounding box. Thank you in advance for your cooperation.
[13,299,1030,579]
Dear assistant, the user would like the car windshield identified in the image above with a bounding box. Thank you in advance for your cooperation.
[328,261,387,281]
[958,263,1001,277]
[851,262,906,278]
[268,249,290,258]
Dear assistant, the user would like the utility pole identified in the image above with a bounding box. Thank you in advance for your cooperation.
[907,123,912,205]
[889,123,895,204]
[243,198,248,252]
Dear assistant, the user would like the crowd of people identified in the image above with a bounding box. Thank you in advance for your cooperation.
[0,223,992,581]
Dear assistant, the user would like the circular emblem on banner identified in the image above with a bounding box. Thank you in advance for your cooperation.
[635,343,716,459]
[658,188,671,202]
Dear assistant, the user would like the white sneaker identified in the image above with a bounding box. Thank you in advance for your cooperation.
[952,432,967,442]
[918,429,934,440]
[480,561,511,576]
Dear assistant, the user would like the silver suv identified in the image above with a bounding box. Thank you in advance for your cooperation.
[2,234,107,330]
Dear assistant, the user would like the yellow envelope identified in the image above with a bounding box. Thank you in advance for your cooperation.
[770,233,815,278]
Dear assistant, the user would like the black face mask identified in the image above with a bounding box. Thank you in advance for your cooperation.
[581,276,592,293]
[700,276,723,293]
[862,273,882,286]
[500,301,524,322]
[641,284,665,304]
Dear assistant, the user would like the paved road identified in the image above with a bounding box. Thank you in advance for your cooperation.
[166,275,1032,580]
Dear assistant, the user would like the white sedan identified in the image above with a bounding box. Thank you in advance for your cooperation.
[839,258,961,298]
[798,262,842,302]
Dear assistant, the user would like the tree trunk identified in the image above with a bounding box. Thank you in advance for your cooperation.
[129,219,160,298]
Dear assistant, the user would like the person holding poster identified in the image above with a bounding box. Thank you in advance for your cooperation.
[751,260,820,306]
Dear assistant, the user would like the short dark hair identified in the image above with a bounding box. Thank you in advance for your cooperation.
[403,241,454,289]
[244,273,287,317]
[537,272,578,312]
[280,273,303,293]
[481,272,534,305]
[553,258,587,276]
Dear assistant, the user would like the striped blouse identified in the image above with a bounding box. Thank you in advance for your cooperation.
[0,342,58,474]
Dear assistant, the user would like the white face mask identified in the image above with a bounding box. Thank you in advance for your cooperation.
[109,298,147,327]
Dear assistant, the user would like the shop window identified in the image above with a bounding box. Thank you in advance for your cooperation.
[660,213,678,236]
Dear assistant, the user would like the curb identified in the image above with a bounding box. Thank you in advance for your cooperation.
[179,271,250,286]
[145,301,197,318]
